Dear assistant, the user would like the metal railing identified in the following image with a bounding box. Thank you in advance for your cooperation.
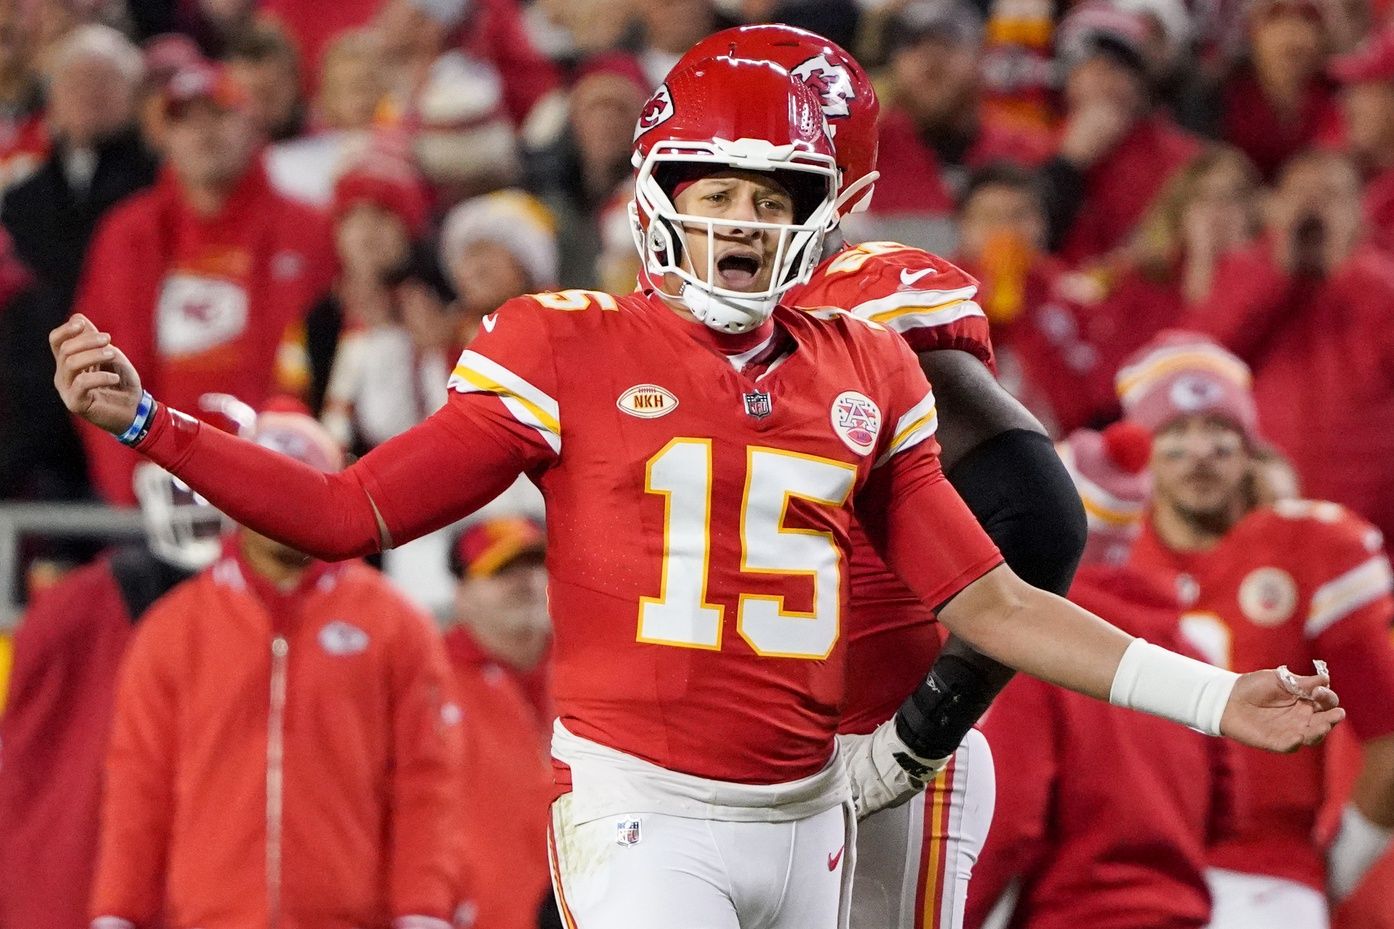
[0,502,145,629]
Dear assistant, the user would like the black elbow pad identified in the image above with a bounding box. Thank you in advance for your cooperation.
[945,429,1086,596]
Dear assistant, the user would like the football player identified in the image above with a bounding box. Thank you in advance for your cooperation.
[54,58,1340,929]
[671,27,1087,929]
[1121,332,1394,929]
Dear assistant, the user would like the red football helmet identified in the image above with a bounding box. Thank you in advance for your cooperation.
[675,25,880,215]
[631,55,839,333]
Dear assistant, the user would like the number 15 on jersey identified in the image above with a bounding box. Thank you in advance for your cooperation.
[638,438,856,660]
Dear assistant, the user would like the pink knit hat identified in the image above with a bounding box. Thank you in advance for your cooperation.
[1114,330,1259,440]
[1058,421,1154,566]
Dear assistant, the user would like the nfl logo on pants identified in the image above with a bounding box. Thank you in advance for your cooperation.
[615,818,642,847]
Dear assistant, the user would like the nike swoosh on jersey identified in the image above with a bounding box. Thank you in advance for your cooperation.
[899,267,936,287]
[482,313,499,332]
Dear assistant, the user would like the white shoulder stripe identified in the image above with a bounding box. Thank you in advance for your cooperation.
[1306,555,1394,638]
[852,286,980,321]
[874,388,939,468]
[448,350,561,454]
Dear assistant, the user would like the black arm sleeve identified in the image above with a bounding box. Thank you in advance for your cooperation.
[894,427,1088,758]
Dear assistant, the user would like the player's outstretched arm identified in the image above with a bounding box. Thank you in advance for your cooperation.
[938,565,1345,753]
[52,315,527,560]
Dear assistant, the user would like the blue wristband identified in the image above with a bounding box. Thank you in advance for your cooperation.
[116,391,156,446]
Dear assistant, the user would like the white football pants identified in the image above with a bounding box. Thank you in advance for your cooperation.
[547,794,852,929]
[851,728,996,929]
[1204,868,1329,929]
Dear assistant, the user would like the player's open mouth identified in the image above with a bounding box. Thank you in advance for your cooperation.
[715,251,763,289]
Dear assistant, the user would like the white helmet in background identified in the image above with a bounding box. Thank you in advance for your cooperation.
[132,462,228,571]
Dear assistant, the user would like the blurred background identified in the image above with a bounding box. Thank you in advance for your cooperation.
[1,0,1393,926]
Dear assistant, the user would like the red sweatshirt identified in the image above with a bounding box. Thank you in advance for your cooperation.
[1182,241,1394,546]
[1220,69,1341,181]
[0,557,143,929]
[1057,114,1202,267]
[445,628,553,929]
[74,159,332,505]
[966,564,1234,929]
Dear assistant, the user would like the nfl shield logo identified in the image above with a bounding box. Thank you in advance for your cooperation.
[743,390,773,419]
[616,818,642,847]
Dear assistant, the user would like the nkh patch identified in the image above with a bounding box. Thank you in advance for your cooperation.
[830,390,881,456]
[743,390,773,419]
[615,817,642,847]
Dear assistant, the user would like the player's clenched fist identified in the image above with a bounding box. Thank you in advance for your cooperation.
[50,314,143,434]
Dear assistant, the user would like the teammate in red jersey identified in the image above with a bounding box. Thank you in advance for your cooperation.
[54,58,1339,929]
[1120,332,1394,929]
[673,27,1087,929]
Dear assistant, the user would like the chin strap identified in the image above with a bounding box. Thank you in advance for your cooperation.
[678,281,776,334]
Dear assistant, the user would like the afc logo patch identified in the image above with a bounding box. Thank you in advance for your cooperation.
[634,84,674,140]
[830,390,881,456]
[615,817,642,847]
[1238,567,1298,626]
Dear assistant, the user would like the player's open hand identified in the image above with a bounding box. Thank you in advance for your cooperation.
[1220,663,1344,753]
[50,314,143,434]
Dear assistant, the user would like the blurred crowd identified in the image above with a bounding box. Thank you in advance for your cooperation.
[1,0,1393,927]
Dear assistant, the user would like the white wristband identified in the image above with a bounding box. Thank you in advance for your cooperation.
[1329,803,1393,901]
[1108,639,1239,736]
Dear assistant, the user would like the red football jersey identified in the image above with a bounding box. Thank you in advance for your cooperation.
[1129,501,1394,889]
[790,242,998,733]
[790,241,995,368]
[446,289,1001,784]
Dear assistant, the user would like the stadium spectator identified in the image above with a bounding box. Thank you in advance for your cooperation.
[0,25,156,501]
[1122,332,1394,929]
[632,0,728,86]
[966,420,1234,929]
[222,17,304,143]
[439,187,558,320]
[1329,25,1394,249]
[952,162,1104,435]
[1214,0,1340,181]
[305,144,428,413]
[135,33,205,153]
[90,408,463,929]
[73,59,333,506]
[376,0,525,204]
[524,52,647,287]
[0,0,46,193]
[446,516,554,929]
[264,28,390,206]
[1044,2,1202,265]
[321,243,460,452]
[0,463,224,929]
[859,0,1051,254]
[522,0,637,64]
[1181,149,1394,546]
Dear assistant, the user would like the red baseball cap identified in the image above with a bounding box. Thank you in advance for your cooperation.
[162,60,249,118]
[453,517,546,578]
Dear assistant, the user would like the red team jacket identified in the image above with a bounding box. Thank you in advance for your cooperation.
[74,161,332,504]
[0,558,144,929]
[91,551,462,929]
[1129,502,1394,890]
[788,241,998,733]
[967,564,1235,929]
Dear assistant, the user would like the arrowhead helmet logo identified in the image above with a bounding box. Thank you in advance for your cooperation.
[792,54,856,122]
[634,84,674,141]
